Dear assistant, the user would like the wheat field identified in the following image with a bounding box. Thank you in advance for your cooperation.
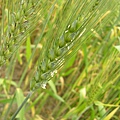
[0,0,120,120]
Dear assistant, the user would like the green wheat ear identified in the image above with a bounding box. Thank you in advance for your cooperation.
[30,18,80,90]
[30,0,119,91]
[0,0,45,66]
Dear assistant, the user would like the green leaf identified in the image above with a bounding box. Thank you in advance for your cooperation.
[65,54,76,69]
[47,90,65,103]
[0,98,14,104]
[104,107,119,120]
[16,50,23,65]
[79,87,86,104]
[94,101,106,117]
[114,45,120,52]
[48,80,57,94]
[0,78,17,87]
[53,93,65,103]
[62,68,75,76]
[47,81,66,104]
[16,88,25,120]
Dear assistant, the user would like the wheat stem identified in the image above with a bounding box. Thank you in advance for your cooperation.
[11,91,33,120]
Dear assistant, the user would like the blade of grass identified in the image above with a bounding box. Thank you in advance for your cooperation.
[103,107,119,120]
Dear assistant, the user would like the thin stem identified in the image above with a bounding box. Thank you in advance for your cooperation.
[11,91,33,120]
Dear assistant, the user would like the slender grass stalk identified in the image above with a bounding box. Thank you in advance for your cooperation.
[11,91,33,120]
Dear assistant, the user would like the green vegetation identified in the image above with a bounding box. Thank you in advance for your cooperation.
[0,0,120,120]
